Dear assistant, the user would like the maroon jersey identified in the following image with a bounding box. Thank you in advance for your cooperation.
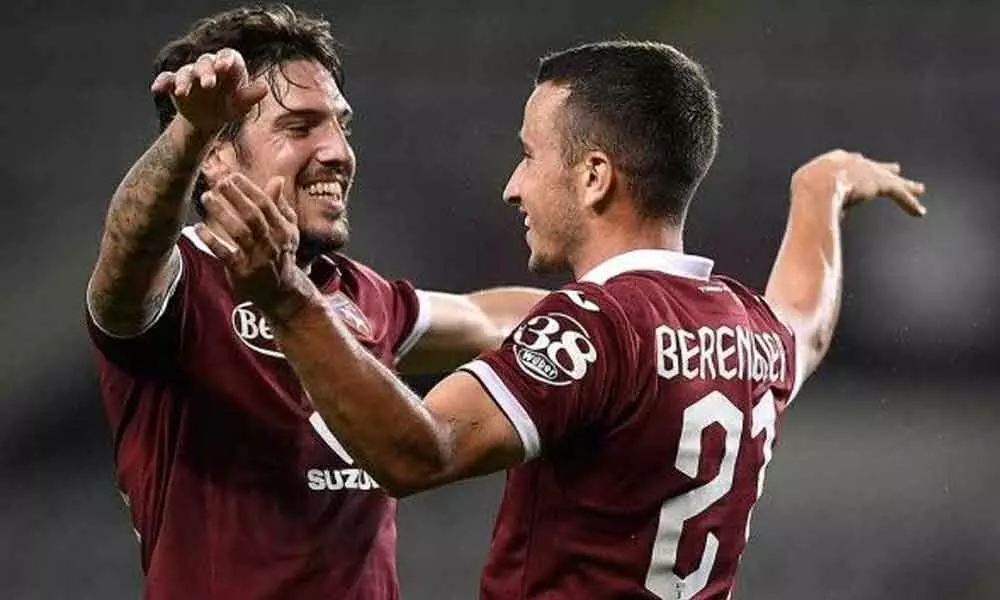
[87,227,430,599]
[462,249,802,600]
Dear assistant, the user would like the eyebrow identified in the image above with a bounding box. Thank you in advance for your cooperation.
[274,107,353,125]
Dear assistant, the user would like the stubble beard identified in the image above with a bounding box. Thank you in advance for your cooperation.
[297,215,350,263]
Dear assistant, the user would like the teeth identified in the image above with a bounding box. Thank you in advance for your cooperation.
[304,182,339,196]
[523,216,531,228]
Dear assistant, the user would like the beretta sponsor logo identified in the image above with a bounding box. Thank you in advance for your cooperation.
[231,301,285,358]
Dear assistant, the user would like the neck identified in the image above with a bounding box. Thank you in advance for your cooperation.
[570,215,683,280]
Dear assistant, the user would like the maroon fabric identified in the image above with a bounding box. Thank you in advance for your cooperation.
[88,231,421,599]
[469,269,797,600]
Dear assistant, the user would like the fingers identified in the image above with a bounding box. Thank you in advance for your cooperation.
[876,158,926,217]
[853,155,929,218]
[195,53,218,90]
[154,48,250,98]
[268,176,298,225]
[204,174,300,252]
[213,48,247,86]
[876,161,901,175]
[150,71,175,94]
[244,176,292,233]
[212,48,267,109]
[235,79,269,110]
[886,186,927,217]
[195,222,240,260]
[201,177,272,257]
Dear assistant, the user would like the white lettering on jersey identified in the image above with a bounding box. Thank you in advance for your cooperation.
[232,301,286,358]
[232,294,374,359]
[655,324,786,384]
[306,412,381,492]
[512,312,598,386]
[306,468,381,491]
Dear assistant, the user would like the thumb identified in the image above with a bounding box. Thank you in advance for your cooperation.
[233,79,268,112]
[266,176,297,225]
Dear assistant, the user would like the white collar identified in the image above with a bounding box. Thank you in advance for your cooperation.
[579,248,714,284]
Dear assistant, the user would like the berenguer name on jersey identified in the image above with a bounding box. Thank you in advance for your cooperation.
[655,324,787,383]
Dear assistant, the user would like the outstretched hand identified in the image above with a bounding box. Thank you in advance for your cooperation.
[791,150,927,218]
[195,173,317,323]
[151,47,268,134]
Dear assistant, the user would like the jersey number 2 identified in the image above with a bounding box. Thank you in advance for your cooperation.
[645,390,777,600]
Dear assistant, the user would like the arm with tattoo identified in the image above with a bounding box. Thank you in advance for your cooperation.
[87,48,267,336]
[87,118,215,335]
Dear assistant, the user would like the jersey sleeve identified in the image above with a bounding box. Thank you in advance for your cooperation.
[388,282,432,360]
[343,258,431,363]
[85,244,192,374]
[458,284,636,461]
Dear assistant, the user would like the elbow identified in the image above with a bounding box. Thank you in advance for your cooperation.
[794,319,835,379]
[372,441,451,499]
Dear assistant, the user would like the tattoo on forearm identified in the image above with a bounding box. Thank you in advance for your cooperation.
[90,125,208,331]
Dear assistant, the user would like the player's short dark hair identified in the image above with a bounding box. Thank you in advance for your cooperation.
[536,41,719,223]
[152,4,344,214]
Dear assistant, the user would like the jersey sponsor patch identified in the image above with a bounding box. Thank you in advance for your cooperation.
[306,468,380,491]
[232,301,284,358]
[512,312,598,386]
[231,293,373,358]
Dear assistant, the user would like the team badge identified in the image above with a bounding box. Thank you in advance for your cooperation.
[327,291,373,338]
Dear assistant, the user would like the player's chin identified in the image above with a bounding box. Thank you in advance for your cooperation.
[301,219,349,255]
[527,249,561,274]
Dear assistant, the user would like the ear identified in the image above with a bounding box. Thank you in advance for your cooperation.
[579,150,614,212]
[200,139,235,188]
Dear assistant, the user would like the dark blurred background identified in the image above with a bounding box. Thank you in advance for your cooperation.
[1,1,998,598]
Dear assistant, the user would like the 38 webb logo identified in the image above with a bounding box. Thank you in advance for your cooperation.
[512,312,598,386]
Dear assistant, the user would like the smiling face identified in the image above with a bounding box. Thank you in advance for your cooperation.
[502,82,586,274]
[206,59,356,257]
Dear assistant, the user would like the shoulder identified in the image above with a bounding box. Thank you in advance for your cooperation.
[713,274,793,335]
[517,283,638,365]
[324,252,397,289]
[176,226,225,276]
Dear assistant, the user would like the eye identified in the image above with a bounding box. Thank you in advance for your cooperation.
[287,123,312,137]
[340,122,353,138]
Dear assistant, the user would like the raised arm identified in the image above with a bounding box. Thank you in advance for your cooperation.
[764,150,926,382]
[87,48,265,335]
[397,287,546,375]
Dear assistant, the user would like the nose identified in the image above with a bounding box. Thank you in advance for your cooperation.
[314,120,354,171]
[502,168,521,207]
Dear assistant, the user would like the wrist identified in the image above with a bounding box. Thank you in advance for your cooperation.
[168,114,224,147]
[790,168,848,215]
[260,269,323,328]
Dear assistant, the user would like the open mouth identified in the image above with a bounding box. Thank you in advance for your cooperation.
[300,181,345,217]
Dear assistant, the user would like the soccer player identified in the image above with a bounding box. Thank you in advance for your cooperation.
[197,42,926,599]
[86,6,544,599]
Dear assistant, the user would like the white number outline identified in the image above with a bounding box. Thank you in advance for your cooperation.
[645,390,778,600]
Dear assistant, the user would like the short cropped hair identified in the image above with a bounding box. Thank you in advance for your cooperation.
[537,41,720,223]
